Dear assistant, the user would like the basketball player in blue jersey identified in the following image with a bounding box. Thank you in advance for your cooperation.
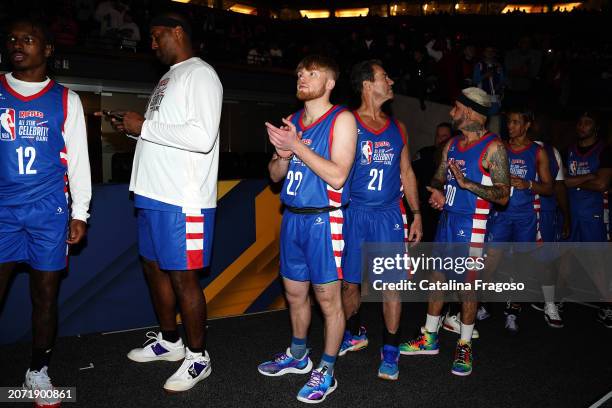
[400,88,510,376]
[339,60,422,381]
[562,112,612,327]
[257,55,357,403]
[0,19,91,407]
[529,136,570,327]
[480,108,554,333]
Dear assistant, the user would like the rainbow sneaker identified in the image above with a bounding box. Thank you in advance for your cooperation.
[258,348,313,376]
[296,367,337,404]
[399,327,439,355]
[338,327,368,356]
[378,345,400,380]
[451,340,473,376]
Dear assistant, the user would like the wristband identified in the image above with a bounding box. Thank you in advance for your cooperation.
[279,154,294,161]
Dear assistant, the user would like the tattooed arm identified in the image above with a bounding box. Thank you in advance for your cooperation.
[449,139,510,205]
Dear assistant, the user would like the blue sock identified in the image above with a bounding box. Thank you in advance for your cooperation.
[318,353,336,375]
[290,336,307,359]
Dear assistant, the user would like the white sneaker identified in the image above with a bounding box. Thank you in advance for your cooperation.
[543,303,564,328]
[163,349,212,393]
[127,331,185,362]
[442,312,480,339]
[476,305,491,321]
[23,366,61,407]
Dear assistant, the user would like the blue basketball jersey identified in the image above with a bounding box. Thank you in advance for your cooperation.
[566,141,607,219]
[505,142,540,215]
[280,105,351,208]
[349,112,405,207]
[443,133,498,215]
[0,75,68,206]
[539,143,559,212]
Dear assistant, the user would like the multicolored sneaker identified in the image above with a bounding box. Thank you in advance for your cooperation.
[338,327,368,356]
[451,340,473,376]
[296,367,337,404]
[378,345,400,381]
[258,348,313,376]
[127,331,185,362]
[399,327,439,355]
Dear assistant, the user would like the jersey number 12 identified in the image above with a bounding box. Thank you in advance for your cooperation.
[16,146,37,175]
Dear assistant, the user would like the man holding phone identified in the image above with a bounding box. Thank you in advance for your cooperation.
[100,12,223,392]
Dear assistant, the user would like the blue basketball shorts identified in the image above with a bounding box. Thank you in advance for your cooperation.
[433,211,488,282]
[0,193,69,271]
[280,209,344,285]
[343,204,408,284]
[486,211,539,252]
[138,208,215,271]
[567,214,608,242]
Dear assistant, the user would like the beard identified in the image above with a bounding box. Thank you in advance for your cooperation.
[296,86,326,102]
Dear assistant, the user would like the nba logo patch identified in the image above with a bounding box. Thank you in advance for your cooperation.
[360,140,373,164]
[0,108,16,141]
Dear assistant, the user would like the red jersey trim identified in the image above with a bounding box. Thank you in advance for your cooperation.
[0,74,56,102]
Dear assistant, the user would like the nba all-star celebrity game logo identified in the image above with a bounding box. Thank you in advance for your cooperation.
[0,108,16,141]
[360,140,394,165]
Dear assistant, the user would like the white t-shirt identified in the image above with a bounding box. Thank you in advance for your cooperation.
[535,140,564,181]
[5,73,92,221]
[129,57,223,211]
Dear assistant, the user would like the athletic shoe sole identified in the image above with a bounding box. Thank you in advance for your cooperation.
[451,368,472,376]
[296,380,338,404]
[442,322,481,339]
[338,340,368,357]
[163,366,212,393]
[33,401,61,408]
[378,371,399,381]
[544,315,564,328]
[399,349,439,356]
[127,351,185,363]
[258,359,313,377]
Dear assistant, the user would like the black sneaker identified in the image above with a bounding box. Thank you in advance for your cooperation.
[596,307,612,329]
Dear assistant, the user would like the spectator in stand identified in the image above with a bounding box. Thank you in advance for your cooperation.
[119,12,141,44]
[459,43,476,88]
[473,45,505,134]
[269,41,283,66]
[405,47,435,109]
[94,0,125,39]
[247,41,270,65]
[50,4,79,47]
[504,36,542,108]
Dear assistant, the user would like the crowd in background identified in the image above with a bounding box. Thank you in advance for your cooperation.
[1,0,611,113]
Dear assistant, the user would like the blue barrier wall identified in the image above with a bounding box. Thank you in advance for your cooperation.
[0,180,270,345]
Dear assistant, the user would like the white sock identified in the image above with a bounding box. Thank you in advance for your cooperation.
[425,314,441,333]
[542,285,555,304]
[460,322,474,342]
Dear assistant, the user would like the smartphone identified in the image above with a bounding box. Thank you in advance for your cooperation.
[102,110,124,120]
